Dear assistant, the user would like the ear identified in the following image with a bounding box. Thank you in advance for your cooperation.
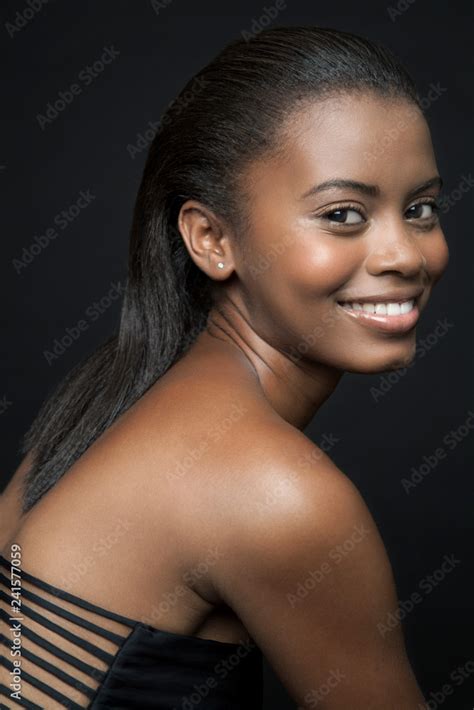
[177,200,235,279]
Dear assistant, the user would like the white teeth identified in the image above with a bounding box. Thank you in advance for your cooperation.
[387,302,401,315]
[340,299,415,315]
[400,300,414,314]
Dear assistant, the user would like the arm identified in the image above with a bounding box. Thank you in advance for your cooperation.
[211,436,425,709]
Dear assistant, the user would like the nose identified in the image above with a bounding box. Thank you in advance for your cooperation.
[365,220,427,278]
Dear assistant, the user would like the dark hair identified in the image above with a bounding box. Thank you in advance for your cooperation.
[20,25,423,513]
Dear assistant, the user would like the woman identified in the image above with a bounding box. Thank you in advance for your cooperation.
[0,25,448,709]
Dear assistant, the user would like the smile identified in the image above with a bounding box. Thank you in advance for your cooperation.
[336,298,420,333]
[338,299,415,315]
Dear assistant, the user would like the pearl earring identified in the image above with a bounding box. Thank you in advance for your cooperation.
[217,262,225,269]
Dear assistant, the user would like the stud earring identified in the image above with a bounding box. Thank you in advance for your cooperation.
[217,262,225,269]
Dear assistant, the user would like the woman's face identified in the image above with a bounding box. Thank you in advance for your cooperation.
[233,92,449,373]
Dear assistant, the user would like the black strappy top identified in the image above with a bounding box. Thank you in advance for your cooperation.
[0,554,263,708]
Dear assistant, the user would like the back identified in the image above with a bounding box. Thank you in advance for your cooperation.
[0,343,270,708]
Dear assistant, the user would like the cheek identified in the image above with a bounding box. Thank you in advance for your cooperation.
[240,231,362,345]
[422,231,450,285]
[278,235,362,301]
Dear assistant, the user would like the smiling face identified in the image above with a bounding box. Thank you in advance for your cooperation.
[230,92,450,373]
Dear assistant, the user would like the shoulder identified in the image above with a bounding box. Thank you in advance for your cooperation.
[203,414,379,572]
[222,411,366,522]
[203,420,424,706]
[207,417,393,610]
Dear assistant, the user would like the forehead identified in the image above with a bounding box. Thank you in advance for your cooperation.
[244,93,437,202]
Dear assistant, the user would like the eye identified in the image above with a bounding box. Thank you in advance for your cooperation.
[318,205,365,226]
[405,200,439,220]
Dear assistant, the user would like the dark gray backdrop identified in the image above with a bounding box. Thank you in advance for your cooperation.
[1,1,473,708]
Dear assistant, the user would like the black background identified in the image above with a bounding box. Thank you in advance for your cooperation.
[1,1,473,707]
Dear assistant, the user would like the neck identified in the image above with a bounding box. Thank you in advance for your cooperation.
[190,299,344,431]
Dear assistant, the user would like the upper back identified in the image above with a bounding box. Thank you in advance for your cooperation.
[0,338,298,631]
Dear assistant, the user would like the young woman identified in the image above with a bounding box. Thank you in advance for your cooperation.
[0,25,448,709]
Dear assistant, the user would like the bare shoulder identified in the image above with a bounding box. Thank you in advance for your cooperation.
[213,417,377,573]
[205,420,424,708]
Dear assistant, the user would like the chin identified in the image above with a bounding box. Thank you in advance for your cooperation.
[344,337,418,374]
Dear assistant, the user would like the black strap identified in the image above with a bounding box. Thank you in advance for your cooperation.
[5,664,84,710]
[0,577,126,645]
[0,619,106,681]
[0,682,44,709]
[0,603,114,664]
[17,646,96,699]
[0,555,135,628]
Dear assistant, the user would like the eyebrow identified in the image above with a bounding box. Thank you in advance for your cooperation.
[299,176,444,200]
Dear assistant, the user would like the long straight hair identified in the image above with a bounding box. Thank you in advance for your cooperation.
[20,25,423,513]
